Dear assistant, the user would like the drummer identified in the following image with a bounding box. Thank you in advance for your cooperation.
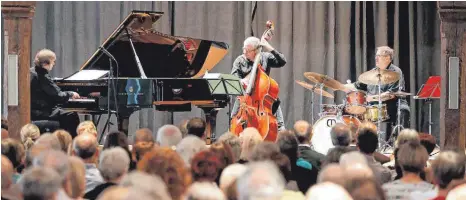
[344,46,410,141]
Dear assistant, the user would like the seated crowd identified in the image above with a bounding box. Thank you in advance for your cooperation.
[1,117,466,200]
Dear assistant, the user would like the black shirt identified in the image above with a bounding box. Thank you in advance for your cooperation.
[231,50,287,79]
[83,182,116,200]
[30,66,73,119]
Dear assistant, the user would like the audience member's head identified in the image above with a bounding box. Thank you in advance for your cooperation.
[237,161,285,200]
[99,147,130,183]
[432,150,466,190]
[67,156,86,199]
[131,140,156,162]
[219,164,248,193]
[19,167,62,200]
[187,117,206,138]
[357,126,378,155]
[76,121,97,136]
[447,183,466,200]
[276,130,299,164]
[210,142,235,168]
[72,133,99,163]
[419,133,436,155]
[339,151,368,168]
[53,129,72,152]
[397,142,429,175]
[20,123,41,150]
[249,142,292,182]
[343,163,375,183]
[96,186,129,200]
[33,150,70,186]
[294,120,310,144]
[1,128,8,139]
[395,129,420,148]
[35,133,61,151]
[190,150,223,183]
[345,177,385,200]
[178,119,189,138]
[120,171,171,200]
[217,132,241,162]
[317,164,345,186]
[1,155,14,190]
[1,138,25,171]
[184,182,227,200]
[156,125,183,149]
[305,182,353,200]
[134,128,154,144]
[103,131,131,163]
[323,146,352,166]
[25,144,48,168]
[138,147,192,200]
[330,123,352,146]
[176,135,207,167]
[239,127,262,161]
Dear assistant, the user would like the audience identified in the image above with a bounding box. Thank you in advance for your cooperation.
[4,115,463,200]
[19,167,62,200]
[216,132,241,162]
[357,126,392,184]
[178,119,189,138]
[67,156,86,199]
[138,147,192,200]
[85,147,130,200]
[176,136,207,167]
[20,123,41,150]
[186,117,206,138]
[156,125,183,149]
[72,133,104,193]
[383,142,435,200]
[53,129,72,152]
[294,120,325,171]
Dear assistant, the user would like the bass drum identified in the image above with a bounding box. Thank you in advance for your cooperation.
[310,115,361,155]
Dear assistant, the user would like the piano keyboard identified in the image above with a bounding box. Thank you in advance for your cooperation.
[68,98,96,103]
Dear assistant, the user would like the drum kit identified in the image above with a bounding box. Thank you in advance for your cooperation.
[296,69,413,155]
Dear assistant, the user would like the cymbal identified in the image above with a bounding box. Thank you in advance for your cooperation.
[295,80,334,98]
[358,70,400,85]
[390,91,413,97]
[303,72,345,91]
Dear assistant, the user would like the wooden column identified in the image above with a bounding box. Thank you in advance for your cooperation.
[438,2,466,150]
[1,2,35,140]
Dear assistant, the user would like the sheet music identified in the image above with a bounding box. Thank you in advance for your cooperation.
[65,70,109,81]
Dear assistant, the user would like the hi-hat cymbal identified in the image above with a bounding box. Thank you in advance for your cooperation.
[390,91,413,97]
[358,69,400,85]
[303,72,345,91]
[295,80,334,98]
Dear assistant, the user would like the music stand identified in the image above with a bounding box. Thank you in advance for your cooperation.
[414,76,440,135]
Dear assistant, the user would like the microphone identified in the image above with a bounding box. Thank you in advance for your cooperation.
[99,46,117,61]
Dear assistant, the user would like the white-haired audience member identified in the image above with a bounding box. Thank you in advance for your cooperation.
[156,125,182,149]
[67,156,86,199]
[72,133,103,193]
[183,182,226,200]
[219,164,248,191]
[176,136,207,167]
[447,184,466,200]
[120,171,172,200]
[294,120,325,171]
[236,161,285,200]
[217,132,241,162]
[306,182,353,200]
[84,147,130,200]
[33,150,72,199]
[238,127,262,163]
[339,151,368,167]
[19,167,62,200]
[35,133,62,151]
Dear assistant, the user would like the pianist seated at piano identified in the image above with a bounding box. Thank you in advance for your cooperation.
[30,49,81,137]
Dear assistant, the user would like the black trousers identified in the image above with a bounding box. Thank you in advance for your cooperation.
[33,108,80,138]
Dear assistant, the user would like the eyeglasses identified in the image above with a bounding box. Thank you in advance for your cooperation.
[375,54,389,58]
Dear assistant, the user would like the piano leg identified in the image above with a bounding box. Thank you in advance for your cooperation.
[201,107,220,145]
[118,115,130,135]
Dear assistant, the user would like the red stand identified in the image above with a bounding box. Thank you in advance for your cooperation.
[414,76,441,135]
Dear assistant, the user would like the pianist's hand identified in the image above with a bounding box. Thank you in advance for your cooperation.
[71,92,81,99]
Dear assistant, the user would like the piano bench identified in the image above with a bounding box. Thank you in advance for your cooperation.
[32,120,60,134]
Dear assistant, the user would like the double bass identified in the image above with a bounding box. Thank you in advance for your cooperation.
[230,21,279,141]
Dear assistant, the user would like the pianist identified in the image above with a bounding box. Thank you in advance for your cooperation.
[30,49,81,137]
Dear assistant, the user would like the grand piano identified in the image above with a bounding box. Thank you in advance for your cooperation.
[55,10,242,144]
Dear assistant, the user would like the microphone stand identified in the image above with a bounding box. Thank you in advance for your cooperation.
[99,46,119,143]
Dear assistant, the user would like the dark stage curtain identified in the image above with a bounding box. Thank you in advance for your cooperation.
[23,1,440,142]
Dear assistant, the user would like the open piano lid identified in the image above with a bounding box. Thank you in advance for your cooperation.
[78,10,229,79]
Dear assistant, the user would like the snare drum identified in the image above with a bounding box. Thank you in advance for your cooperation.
[320,104,339,116]
[311,115,361,155]
[364,104,390,122]
[345,90,367,115]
